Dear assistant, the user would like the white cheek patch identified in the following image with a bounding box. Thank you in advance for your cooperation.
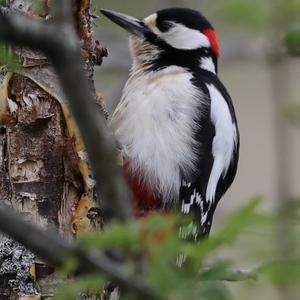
[156,22,211,50]
[200,57,216,74]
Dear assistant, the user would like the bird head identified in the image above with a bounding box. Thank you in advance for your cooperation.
[100,8,220,73]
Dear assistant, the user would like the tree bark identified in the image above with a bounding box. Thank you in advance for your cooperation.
[0,0,104,298]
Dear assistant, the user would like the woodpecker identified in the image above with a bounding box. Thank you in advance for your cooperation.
[101,8,239,237]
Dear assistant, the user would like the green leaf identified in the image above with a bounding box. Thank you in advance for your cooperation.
[186,196,263,263]
[59,255,79,275]
[78,221,141,250]
[0,43,18,70]
[198,282,233,300]
[53,274,105,300]
[199,260,233,280]
[0,0,6,7]
[285,29,300,56]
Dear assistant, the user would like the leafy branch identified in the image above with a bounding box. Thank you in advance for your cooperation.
[0,204,165,300]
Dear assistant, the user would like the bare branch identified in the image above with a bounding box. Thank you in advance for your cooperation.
[220,268,257,281]
[0,204,164,300]
[199,267,258,282]
[0,8,132,221]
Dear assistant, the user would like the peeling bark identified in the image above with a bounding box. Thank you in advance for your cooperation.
[7,74,77,232]
[0,0,104,298]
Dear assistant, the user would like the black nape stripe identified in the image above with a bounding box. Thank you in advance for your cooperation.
[145,41,217,74]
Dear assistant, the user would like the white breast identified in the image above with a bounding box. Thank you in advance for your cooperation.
[110,66,204,201]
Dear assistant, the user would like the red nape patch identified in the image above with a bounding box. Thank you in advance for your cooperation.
[203,29,220,56]
[123,161,162,217]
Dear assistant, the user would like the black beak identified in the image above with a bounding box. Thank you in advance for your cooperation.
[100,9,152,38]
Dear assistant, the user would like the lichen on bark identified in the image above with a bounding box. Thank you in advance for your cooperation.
[0,237,36,297]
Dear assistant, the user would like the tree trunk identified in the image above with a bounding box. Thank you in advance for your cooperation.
[0,1,104,298]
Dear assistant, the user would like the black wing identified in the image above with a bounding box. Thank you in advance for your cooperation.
[179,72,239,237]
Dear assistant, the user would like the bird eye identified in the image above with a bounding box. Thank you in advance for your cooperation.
[157,20,172,32]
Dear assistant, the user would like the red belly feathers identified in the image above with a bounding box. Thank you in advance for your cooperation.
[123,161,162,217]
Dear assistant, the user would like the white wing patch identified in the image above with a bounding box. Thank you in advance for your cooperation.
[206,84,238,204]
[181,188,202,214]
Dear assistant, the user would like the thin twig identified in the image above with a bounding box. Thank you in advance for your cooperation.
[0,204,164,300]
[0,6,132,222]
[199,267,258,282]
[220,268,257,281]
